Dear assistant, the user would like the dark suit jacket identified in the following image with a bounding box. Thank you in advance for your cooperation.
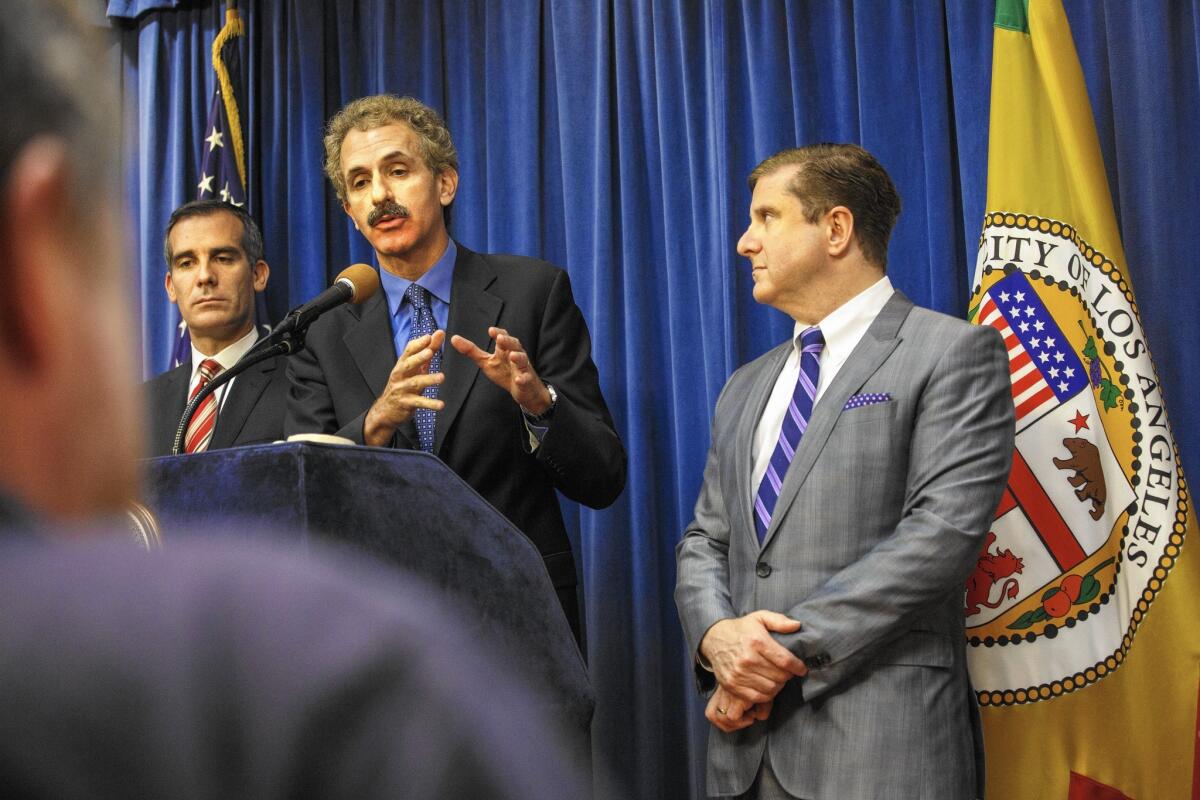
[143,350,289,457]
[286,244,626,634]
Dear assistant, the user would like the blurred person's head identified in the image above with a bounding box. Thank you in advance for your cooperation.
[0,0,141,518]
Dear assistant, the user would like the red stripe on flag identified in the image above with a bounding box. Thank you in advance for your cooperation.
[994,488,1017,519]
[1015,385,1055,419]
[1009,350,1032,373]
[1008,449,1086,571]
[1067,771,1132,800]
[1010,367,1043,398]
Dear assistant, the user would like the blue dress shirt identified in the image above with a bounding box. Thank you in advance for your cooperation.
[379,239,457,357]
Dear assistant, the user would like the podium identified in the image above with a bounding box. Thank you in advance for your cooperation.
[142,442,593,759]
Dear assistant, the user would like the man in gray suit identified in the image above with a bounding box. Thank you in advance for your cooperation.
[676,144,1014,799]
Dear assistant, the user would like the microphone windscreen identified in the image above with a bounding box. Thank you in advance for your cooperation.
[337,263,380,304]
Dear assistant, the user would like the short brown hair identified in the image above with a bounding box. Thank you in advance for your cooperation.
[748,143,901,269]
[323,94,458,203]
[164,200,264,270]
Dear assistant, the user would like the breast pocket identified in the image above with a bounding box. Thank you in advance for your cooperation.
[836,398,897,426]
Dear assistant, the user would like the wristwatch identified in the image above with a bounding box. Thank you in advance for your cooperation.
[523,382,558,423]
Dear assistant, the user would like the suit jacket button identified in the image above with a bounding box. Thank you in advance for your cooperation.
[755,562,772,578]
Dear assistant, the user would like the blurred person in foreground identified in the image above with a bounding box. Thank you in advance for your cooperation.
[0,2,586,797]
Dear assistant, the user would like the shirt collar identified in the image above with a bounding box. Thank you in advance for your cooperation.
[379,239,458,319]
[792,275,894,361]
[189,326,260,379]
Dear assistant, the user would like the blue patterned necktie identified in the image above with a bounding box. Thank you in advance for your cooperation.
[404,284,442,453]
[753,326,824,543]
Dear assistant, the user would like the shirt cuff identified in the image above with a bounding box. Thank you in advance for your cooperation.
[522,414,550,451]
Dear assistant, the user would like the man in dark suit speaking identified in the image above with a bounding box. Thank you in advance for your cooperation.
[286,95,626,640]
[144,200,287,455]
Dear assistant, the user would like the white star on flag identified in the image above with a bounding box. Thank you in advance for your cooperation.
[197,173,214,195]
[219,182,231,202]
[206,127,224,152]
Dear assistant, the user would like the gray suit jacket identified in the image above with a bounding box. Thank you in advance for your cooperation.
[676,291,1014,799]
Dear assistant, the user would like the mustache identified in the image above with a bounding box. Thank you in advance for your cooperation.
[367,202,411,227]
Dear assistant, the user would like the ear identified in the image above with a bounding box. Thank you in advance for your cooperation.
[438,167,459,207]
[164,269,179,304]
[343,200,361,232]
[252,259,270,292]
[0,137,75,374]
[825,206,855,258]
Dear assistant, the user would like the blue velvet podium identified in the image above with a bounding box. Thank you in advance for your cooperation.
[141,442,593,760]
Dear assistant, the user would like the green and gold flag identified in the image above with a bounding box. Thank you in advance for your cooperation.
[966,1,1199,797]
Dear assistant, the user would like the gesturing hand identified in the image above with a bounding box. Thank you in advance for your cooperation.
[699,610,808,705]
[363,331,445,447]
[450,327,552,414]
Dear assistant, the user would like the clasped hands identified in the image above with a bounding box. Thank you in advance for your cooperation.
[698,610,807,734]
[364,326,551,447]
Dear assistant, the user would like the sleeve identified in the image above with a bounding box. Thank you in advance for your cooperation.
[525,269,627,509]
[284,341,417,449]
[773,324,1015,701]
[674,384,739,694]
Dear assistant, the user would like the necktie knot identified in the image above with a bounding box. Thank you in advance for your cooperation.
[799,326,825,355]
[197,358,223,384]
[405,283,431,312]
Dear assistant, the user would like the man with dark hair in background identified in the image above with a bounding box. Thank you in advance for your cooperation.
[676,144,1014,799]
[287,94,627,642]
[144,199,287,455]
[0,3,587,797]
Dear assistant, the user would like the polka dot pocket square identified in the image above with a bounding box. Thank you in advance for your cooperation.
[843,392,891,410]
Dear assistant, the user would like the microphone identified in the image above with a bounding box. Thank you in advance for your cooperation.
[272,263,380,336]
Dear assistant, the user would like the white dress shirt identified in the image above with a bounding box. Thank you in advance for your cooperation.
[187,327,260,412]
[750,276,894,495]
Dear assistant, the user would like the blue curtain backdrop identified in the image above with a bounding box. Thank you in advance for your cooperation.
[111,2,1200,797]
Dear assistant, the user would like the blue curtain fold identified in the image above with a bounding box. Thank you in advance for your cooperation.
[114,2,1200,798]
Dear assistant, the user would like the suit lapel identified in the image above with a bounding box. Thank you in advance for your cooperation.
[436,246,502,453]
[211,356,274,449]
[154,363,191,455]
[761,290,914,549]
[344,291,397,397]
[734,343,792,547]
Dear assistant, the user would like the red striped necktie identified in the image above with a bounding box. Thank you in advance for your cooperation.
[184,358,224,454]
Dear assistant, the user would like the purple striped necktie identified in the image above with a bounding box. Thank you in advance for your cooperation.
[754,326,824,543]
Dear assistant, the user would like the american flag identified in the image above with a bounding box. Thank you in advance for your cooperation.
[172,7,259,366]
[976,270,1088,430]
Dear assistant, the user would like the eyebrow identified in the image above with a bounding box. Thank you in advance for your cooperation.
[172,245,240,264]
[344,150,414,177]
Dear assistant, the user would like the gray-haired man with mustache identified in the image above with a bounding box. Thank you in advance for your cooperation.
[286,95,626,644]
